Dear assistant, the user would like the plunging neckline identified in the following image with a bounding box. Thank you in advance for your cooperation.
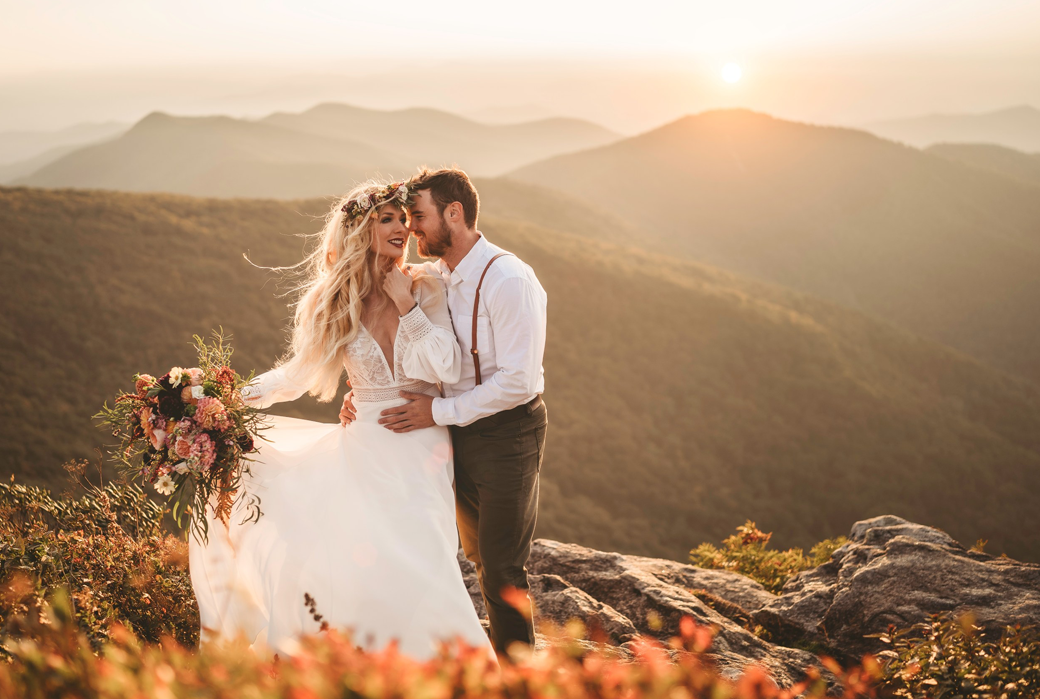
[360,319,403,383]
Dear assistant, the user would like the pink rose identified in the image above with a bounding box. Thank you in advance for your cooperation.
[180,386,198,405]
[150,427,167,451]
[174,436,193,459]
[187,368,204,386]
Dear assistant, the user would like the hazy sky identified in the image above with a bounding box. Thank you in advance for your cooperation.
[2,0,1039,133]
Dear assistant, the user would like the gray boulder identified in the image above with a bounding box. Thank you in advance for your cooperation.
[753,515,1040,658]
[525,539,826,687]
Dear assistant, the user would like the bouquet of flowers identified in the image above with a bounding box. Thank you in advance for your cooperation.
[94,330,269,543]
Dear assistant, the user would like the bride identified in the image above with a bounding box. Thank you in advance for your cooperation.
[188,179,494,660]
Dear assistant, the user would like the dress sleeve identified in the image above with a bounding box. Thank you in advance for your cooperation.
[239,361,309,409]
[399,276,463,385]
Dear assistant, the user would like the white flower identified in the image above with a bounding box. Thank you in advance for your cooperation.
[168,367,185,388]
[397,184,408,201]
[356,193,372,211]
[154,474,176,496]
[173,462,190,475]
[190,385,206,400]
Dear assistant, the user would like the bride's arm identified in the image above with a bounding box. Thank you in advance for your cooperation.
[240,359,310,409]
[399,273,463,385]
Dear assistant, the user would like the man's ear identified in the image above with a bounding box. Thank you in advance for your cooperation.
[447,201,463,222]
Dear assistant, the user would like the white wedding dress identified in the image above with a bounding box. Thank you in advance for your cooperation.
[188,273,494,660]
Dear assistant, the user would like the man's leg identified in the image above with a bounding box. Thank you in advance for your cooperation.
[456,402,547,657]
[453,428,482,574]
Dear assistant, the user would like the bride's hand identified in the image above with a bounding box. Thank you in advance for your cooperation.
[384,264,416,315]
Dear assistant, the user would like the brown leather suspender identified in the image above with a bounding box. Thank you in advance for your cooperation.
[471,253,513,385]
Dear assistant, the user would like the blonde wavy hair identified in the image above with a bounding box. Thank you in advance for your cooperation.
[248,178,419,402]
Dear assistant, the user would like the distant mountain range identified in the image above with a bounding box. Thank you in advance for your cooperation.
[3,184,1040,561]
[261,103,619,175]
[9,102,1040,391]
[11,104,618,195]
[510,108,1040,386]
[864,105,1040,151]
[0,121,127,165]
[926,142,1040,186]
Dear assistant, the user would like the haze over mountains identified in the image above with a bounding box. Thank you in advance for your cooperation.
[864,105,1040,151]
[261,103,619,175]
[0,121,127,164]
[511,109,1040,386]
[4,184,1040,563]
[927,143,1040,186]
[11,104,618,196]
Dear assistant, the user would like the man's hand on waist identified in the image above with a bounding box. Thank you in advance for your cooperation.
[379,391,436,433]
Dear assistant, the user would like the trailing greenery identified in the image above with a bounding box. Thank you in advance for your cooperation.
[875,613,1040,698]
[690,521,847,594]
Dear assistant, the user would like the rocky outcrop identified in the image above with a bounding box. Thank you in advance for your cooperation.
[459,542,824,687]
[459,516,1040,683]
[752,515,1040,658]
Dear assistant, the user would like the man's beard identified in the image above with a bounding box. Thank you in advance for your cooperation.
[417,216,452,258]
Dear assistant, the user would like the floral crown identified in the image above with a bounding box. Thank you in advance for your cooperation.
[340,181,411,223]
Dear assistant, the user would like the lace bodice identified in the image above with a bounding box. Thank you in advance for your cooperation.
[344,299,441,402]
[241,267,462,408]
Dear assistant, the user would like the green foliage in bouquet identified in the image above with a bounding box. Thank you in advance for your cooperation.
[874,612,1040,698]
[690,521,847,594]
[0,476,198,650]
[93,329,270,543]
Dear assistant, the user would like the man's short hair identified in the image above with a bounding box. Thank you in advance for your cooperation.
[409,167,479,229]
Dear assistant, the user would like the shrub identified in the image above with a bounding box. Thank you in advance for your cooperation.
[875,612,1040,698]
[0,476,165,539]
[0,477,197,649]
[690,521,847,594]
[0,590,882,699]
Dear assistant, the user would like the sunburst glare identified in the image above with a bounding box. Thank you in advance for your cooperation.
[721,63,743,83]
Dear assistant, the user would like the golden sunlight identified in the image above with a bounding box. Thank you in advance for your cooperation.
[721,62,743,83]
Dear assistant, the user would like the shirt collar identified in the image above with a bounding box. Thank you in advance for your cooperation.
[445,232,491,285]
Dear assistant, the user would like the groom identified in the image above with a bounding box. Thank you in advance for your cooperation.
[340,167,548,659]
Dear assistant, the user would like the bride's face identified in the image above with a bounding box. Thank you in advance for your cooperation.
[369,204,410,261]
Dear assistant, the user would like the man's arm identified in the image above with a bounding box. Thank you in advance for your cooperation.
[432,274,546,427]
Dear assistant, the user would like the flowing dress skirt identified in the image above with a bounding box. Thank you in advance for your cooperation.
[188,397,493,659]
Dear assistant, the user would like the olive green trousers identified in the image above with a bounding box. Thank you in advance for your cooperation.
[451,398,548,658]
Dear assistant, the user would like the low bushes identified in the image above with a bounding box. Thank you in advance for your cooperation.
[0,591,881,699]
[0,478,198,648]
[876,613,1040,698]
[690,521,847,594]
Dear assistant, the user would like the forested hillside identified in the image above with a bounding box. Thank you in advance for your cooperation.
[4,184,1040,561]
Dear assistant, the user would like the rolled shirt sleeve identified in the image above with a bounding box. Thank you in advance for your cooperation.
[432,275,546,427]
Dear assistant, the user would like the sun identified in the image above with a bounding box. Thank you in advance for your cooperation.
[721,63,743,84]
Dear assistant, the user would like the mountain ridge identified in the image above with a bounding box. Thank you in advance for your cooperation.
[510,108,1040,386]
[864,104,1040,151]
[13,104,620,195]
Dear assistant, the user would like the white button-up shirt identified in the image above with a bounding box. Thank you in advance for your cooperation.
[430,233,547,427]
